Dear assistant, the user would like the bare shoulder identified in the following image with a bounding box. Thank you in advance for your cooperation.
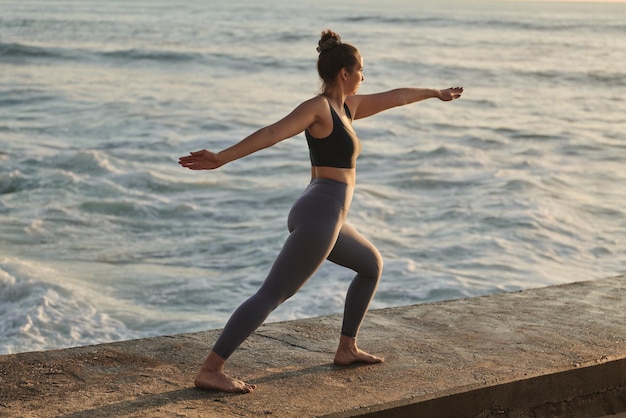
[300,95,333,137]
[292,95,330,123]
[300,95,329,112]
[266,95,331,140]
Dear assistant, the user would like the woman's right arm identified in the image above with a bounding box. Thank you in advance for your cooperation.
[179,98,323,170]
[347,87,463,120]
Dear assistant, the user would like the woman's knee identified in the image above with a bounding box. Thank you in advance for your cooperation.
[361,248,384,282]
[372,250,384,280]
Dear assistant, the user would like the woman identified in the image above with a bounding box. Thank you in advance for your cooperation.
[179,29,462,393]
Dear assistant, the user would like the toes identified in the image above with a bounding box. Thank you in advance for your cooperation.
[241,383,255,393]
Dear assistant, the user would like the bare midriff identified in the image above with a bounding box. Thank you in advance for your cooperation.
[311,166,356,187]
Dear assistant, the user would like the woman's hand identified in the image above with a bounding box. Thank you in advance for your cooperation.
[178,150,224,170]
[438,87,463,101]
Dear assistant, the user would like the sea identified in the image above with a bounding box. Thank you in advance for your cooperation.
[1,0,625,355]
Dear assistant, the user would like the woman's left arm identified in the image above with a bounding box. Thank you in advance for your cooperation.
[347,87,463,120]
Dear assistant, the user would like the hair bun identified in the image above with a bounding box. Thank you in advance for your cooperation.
[317,30,342,53]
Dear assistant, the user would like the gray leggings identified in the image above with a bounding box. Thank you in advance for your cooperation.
[212,178,383,360]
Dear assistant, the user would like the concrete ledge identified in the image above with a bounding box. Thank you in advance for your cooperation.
[1,276,625,417]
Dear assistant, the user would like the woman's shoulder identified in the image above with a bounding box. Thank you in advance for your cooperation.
[293,95,330,117]
[302,94,329,108]
[292,95,333,135]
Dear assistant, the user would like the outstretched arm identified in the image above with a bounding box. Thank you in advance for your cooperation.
[348,87,463,120]
[179,99,321,170]
[179,125,282,170]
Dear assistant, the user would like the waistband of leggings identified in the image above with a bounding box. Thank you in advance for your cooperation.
[309,177,351,189]
[306,177,352,204]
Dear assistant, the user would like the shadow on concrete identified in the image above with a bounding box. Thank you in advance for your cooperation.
[58,362,368,417]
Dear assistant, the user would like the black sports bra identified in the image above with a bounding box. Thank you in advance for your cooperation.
[305,100,360,169]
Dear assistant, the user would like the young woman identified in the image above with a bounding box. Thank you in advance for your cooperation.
[179,29,463,393]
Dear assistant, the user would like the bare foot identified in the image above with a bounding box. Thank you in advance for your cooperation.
[194,369,256,393]
[334,336,384,366]
[194,350,255,393]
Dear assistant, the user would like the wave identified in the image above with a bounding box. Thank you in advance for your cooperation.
[461,12,626,34]
[0,42,64,59]
[0,151,118,197]
[101,48,202,63]
[0,259,128,354]
[340,11,626,34]
[0,88,60,108]
[0,170,39,195]
[0,41,201,65]
[0,41,293,75]
[49,149,122,175]
[517,68,626,88]
[587,71,626,87]
[342,15,447,26]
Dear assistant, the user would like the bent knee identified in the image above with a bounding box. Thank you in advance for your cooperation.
[363,250,384,282]
[374,252,384,279]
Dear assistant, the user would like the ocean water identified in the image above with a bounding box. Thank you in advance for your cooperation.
[1,0,625,355]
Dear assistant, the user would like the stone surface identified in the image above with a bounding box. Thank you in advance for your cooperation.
[1,276,625,417]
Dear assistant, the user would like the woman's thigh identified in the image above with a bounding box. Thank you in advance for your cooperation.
[327,222,383,278]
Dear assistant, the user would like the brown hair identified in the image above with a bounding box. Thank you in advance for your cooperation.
[316,30,360,93]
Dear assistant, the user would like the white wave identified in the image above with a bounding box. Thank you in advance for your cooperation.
[0,258,129,354]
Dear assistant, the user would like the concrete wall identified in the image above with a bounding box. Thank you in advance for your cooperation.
[1,276,625,417]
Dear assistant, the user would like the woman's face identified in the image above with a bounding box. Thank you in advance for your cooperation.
[347,56,364,95]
